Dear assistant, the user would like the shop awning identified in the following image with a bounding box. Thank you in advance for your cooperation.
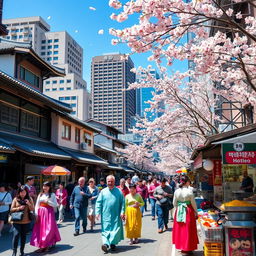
[0,132,71,160]
[95,143,118,154]
[107,163,124,170]
[121,166,135,173]
[213,131,256,144]
[0,139,16,153]
[62,148,108,165]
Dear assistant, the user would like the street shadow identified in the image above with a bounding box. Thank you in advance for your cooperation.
[109,245,140,254]
[139,238,157,244]
[26,244,73,255]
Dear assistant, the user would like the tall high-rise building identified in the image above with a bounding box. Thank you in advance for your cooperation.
[2,16,91,121]
[91,53,136,133]
[136,69,161,121]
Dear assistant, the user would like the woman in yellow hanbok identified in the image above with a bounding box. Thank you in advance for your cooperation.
[125,184,144,245]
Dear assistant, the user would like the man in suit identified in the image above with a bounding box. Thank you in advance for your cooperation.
[70,177,92,236]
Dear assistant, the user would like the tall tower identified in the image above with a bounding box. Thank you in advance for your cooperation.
[91,53,136,133]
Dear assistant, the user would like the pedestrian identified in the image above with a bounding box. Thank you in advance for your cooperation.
[154,177,173,233]
[87,178,99,231]
[10,185,34,256]
[117,178,129,197]
[148,178,159,220]
[24,176,37,203]
[55,182,68,224]
[136,179,148,216]
[131,173,139,185]
[30,181,61,253]
[125,184,144,245]
[0,183,12,237]
[70,177,92,236]
[97,177,107,192]
[172,175,199,255]
[95,175,125,253]
[240,171,254,194]
[125,176,132,188]
[142,180,149,211]
[65,180,75,218]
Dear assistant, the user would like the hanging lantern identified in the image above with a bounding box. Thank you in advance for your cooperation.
[203,159,214,171]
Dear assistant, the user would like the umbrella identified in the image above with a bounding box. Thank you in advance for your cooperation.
[41,165,71,176]
[175,167,187,174]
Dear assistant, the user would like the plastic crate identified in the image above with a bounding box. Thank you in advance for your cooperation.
[204,242,224,256]
[200,222,223,242]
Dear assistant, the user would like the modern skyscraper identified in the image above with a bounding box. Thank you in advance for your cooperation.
[136,69,161,121]
[91,53,136,133]
[2,16,91,121]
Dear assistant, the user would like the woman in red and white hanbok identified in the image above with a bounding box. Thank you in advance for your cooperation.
[172,175,199,255]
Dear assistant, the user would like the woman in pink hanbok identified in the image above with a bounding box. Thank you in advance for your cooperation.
[30,181,61,252]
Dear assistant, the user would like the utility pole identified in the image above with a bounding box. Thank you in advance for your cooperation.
[0,0,7,36]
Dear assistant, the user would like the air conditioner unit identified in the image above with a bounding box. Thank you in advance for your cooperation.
[80,142,87,150]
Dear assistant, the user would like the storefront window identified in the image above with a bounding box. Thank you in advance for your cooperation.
[62,123,71,140]
[75,127,80,143]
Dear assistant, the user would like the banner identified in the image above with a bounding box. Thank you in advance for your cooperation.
[222,143,256,165]
[213,159,222,186]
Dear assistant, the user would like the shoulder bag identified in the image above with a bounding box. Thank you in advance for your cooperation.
[10,211,24,221]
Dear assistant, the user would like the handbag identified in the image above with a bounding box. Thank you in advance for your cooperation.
[159,197,168,205]
[10,211,24,221]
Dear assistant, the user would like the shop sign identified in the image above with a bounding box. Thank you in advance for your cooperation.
[213,159,222,185]
[222,143,256,164]
[0,154,8,163]
[227,227,254,256]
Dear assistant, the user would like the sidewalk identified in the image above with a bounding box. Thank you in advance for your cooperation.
[0,212,204,256]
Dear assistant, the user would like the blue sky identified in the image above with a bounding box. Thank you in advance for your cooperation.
[3,0,187,89]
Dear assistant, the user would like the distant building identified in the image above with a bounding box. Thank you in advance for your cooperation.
[136,69,161,121]
[2,16,90,121]
[91,53,136,133]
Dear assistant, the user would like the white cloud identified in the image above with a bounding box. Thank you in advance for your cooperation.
[47,16,51,20]
[98,29,104,35]
[89,6,96,11]
[75,30,79,33]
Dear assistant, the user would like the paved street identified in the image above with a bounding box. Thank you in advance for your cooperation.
[0,211,203,256]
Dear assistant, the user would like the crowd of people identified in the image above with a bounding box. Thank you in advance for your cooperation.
[0,174,199,256]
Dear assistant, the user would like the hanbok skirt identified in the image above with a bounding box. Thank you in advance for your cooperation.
[125,206,142,239]
[172,204,199,251]
[30,205,61,248]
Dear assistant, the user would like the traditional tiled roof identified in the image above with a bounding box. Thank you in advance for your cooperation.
[0,70,72,113]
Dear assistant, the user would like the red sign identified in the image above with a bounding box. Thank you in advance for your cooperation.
[227,228,254,256]
[213,160,222,186]
[225,151,256,164]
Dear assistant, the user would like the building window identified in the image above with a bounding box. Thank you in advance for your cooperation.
[41,46,45,50]
[52,80,57,84]
[0,104,19,127]
[48,39,52,43]
[52,88,57,91]
[54,39,59,43]
[47,57,52,61]
[19,66,40,88]
[71,96,77,100]
[21,111,39,132]
[60,88,64,91]
[47,51,52,55]
[41,40,46,44]
[71,111,76,115]
[84,132,92,146]
[48,45,52,49]
[75,127,80,143]
[54,51,58,55]
[65,96,70,100]
[60,80,64,84]
[67,87,71,90]
[19,35,23,39]
[67,79,71,83]
[53,57,58,60]
[62,123,71,140]
[54,45,59,49]
[46,81,50,85]
[71,103,76,107]
[45,89,50,92]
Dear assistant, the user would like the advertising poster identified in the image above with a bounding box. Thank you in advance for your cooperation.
[228,228,254,256]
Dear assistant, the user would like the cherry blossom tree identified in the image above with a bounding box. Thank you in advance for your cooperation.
[108,0,256,174]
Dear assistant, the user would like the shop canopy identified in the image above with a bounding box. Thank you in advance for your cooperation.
[121,166,135,173]
[0,132,71,160]
[212,131,256,144]
[107,163,124,170]
[95,143,118,154]
[0,139,16,153]
[62,148,108,166]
